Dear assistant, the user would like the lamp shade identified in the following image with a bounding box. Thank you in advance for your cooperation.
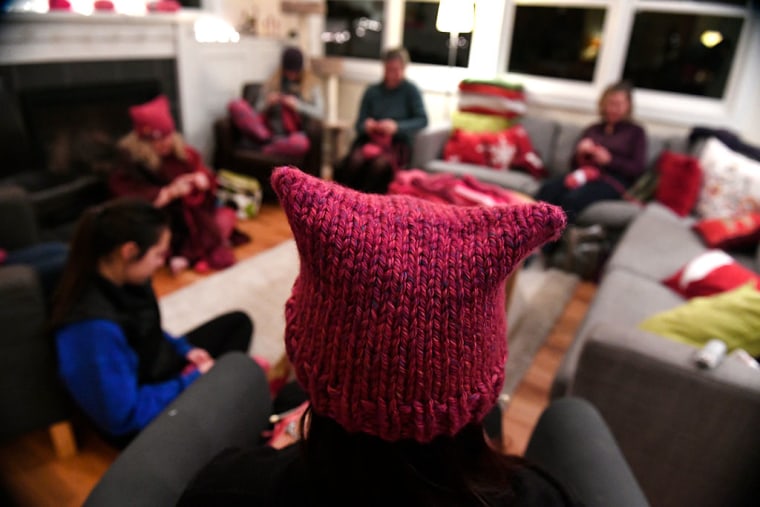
[436,0,475,34]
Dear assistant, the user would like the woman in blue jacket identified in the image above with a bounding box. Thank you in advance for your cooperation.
[50,198,253,444]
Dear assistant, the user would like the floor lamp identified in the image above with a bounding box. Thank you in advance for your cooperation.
[435,0,475,117]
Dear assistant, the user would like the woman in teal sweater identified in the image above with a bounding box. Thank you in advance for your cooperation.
[50,199,253,445]
[335,47,428,194]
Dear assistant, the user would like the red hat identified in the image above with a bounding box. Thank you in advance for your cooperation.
[129,95,176,140]
[272,167,566,443]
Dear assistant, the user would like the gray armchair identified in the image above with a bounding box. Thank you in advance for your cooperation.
[0,184,75,456]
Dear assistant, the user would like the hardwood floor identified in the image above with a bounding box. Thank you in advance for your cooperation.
[0,202,595,506]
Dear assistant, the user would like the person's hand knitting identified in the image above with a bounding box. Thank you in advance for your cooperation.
[564,166,601,189]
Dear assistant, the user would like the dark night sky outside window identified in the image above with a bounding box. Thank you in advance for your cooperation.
[623,11,744,99]
[403,1,471,67]
[508,6,606,82]
[324,0,385,59]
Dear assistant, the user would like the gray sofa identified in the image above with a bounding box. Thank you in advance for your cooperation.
[554,201,760,507]
[411,117,677,231]
[0,185,73,451]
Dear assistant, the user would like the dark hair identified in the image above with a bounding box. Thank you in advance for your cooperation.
[50,198,169,328]
[300,409,527,506]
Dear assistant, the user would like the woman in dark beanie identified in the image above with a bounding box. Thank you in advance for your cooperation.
[253,46,324,157]
[178,167,579,506]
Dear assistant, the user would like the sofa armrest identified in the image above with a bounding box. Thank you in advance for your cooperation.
[410,123,451,169]
[84,352,272,507]
[0,265,69,438]
[525,397,650,507]
[568,322,760,507]
[0,184,40,250]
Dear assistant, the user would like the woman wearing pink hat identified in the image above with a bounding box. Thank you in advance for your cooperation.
[110,95,245,273]
[177,167,585,506]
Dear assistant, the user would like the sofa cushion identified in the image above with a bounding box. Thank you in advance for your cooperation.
[575,200,642,230]
[519,116,559,172]
[551,268,684,398]
[662,249,760,298]
[696,136,760,219]
[639,282,760,356]
[548,123,584,177]
[425,159,540,195]
[604,202,705,280]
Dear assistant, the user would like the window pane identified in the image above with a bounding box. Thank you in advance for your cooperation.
[507,6,606,82]
[623,11,744,98]
[403,1,471,67]
[323,0,385,59]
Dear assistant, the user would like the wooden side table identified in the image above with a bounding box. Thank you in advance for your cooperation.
[324,119,351,169]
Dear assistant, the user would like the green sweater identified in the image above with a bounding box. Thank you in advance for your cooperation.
[355,79,428,145]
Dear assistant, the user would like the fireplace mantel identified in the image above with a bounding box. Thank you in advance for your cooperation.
[0,10,283,160]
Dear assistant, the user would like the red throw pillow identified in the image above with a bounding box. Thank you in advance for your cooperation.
[655,151,702,217]
[693,212,760,250]
[443,126,545,178]
[663,250,760,298]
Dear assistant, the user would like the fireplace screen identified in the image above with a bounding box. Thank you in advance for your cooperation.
[17,80,163,175]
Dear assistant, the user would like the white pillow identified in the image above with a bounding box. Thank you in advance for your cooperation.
[696,137,760,219]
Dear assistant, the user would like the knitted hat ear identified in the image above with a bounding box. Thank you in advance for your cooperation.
[272,166,566,443]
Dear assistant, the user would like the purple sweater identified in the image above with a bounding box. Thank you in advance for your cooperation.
[573,120,647,186]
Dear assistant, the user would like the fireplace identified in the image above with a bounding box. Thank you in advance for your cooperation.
[1,58,178,180]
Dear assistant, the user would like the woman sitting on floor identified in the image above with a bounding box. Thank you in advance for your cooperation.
[50,198,254,446]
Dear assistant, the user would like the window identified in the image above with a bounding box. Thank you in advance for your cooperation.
[507,5,606,82]
[622,10,744,99]
[323,0,385,59]
[403,1,471,67]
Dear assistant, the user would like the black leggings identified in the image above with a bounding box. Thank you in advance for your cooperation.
[153,311,254,378]
[535,175,622,224]
[185,310,253,358]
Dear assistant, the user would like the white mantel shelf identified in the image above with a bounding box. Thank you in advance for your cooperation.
[0,11,201,65]
[0,10,284,162]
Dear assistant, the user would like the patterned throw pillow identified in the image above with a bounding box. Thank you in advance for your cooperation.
[443,125,546,178]
[693,212,760,250]
[662,249,760,299]
[696,137,760,219]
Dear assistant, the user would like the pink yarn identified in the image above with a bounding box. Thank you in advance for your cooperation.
[272,167,566,442]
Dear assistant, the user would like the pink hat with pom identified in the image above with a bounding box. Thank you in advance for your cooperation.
[272,167,566,443]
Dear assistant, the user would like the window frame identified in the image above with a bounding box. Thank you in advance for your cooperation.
[323,0,758,136]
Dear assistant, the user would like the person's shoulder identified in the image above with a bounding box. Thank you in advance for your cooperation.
[401,79,423,93]
[178,444,307,507]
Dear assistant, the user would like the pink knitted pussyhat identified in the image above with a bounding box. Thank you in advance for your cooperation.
[272,167,566,443]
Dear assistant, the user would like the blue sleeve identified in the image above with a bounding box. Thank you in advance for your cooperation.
[164,330,193,357]
[56,320,201,436]
[395,82,428,141]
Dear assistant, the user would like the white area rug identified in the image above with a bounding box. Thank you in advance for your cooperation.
[160,240,578,396]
